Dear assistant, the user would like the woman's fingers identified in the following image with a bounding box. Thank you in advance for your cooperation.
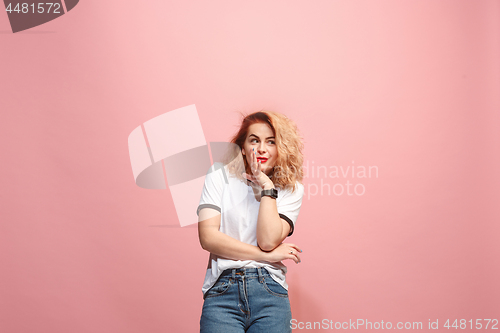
[247,149,266,188]
[251,148,256,170]
[284,243,302,264]
[285,243,303,254]
[290,252,300,264]
[285,245,301,264]
[242,173,254,181]
[290,251,301,263]
[251,148,261,175]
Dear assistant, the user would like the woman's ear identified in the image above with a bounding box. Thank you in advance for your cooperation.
[241,148,245,156]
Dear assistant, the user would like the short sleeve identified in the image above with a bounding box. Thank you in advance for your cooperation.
[277,182,304,237]
[196,163,226,216]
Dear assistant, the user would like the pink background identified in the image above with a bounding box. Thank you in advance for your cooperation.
[1,1,499,332]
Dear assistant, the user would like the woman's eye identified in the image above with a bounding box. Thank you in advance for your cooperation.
[268,140,275,145]
[250,139,258,143]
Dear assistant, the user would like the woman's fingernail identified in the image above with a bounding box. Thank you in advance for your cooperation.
[301,250,303,253]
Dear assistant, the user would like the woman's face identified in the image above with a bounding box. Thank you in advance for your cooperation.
[241,122,278,176]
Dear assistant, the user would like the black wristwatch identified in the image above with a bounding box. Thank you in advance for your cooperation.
[261,188,278,199]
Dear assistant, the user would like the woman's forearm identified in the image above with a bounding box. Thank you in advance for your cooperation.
[256,195,286,251]
[200,225,268,262]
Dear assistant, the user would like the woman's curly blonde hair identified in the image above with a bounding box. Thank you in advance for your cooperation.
[225,110,304,192]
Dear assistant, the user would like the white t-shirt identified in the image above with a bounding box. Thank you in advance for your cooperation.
[197,163,304,296]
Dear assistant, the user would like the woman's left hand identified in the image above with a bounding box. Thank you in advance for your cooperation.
[242,148,274,190]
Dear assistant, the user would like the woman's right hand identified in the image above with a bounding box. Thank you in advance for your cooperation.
[264,243,302,264]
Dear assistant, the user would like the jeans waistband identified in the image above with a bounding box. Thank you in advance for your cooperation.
[220,268,270,279]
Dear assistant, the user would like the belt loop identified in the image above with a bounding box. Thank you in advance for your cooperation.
[257,267,263,283]
[232,269,236,280]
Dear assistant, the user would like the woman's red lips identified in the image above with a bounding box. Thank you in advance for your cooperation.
[257,157,268,162]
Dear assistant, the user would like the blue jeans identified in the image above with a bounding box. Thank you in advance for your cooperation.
[200,268,292,333]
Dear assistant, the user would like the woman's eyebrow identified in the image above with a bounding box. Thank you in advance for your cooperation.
[249,134,275,140]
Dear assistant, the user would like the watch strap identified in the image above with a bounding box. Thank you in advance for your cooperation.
[261,188,278,199]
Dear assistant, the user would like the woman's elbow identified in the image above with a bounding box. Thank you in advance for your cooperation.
[258,240,279,252]
[199,236,211,251]
[257,232,283,251]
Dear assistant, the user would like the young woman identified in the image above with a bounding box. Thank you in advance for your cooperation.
[197,111,305,333]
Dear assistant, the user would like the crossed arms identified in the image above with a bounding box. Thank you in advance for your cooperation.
[197,197,302,264]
